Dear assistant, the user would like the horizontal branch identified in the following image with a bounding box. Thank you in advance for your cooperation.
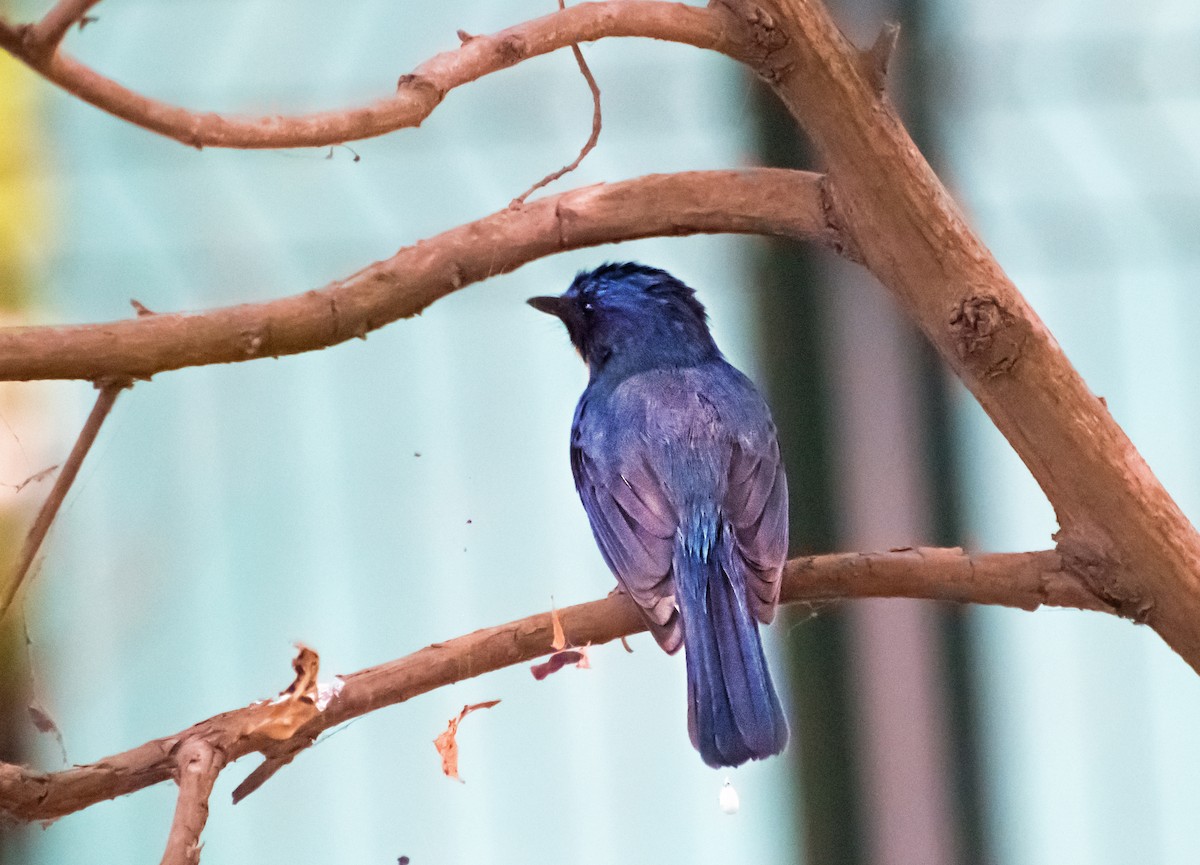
[0,1,742,148]
[0,547,1111,824]
[0,168,830,382]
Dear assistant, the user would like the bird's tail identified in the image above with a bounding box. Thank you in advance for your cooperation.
[675,517,788,768]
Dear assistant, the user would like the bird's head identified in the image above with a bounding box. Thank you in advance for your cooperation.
[528,262,719,376]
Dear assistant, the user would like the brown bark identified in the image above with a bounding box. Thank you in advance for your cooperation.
[0,547,1105,824]
[159,739,225,865]
[25,0,103,53]
[0,169,829,382]
[720,0,1200,670]
[0,0,1195,854]
[0,2,741,149]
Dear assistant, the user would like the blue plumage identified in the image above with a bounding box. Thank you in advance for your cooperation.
[529,263,789,768]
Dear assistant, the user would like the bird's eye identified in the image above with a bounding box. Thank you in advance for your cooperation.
[583,301,594,313]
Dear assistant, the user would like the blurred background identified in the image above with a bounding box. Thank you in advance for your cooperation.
[2,0,1200,862]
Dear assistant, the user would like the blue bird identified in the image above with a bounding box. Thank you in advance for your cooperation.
[529,262,789,768]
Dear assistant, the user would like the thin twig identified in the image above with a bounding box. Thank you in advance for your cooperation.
[0,381,127,621]
[27,0,102,53]
[0,547,1113,823]
[511,0,603,206]
[159,739,225,865]
[229,746,302,805]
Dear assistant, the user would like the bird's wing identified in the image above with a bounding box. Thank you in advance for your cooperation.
[725,428,789,624]
[571,430,682,653]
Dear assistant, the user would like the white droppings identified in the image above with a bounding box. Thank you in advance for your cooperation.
[719,777,740,815]
[315,676,346,711]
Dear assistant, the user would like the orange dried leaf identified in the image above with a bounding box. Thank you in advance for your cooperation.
[434,700,500,782]
[245,643,322,740]
[286,644,321,700]
[550,604,567,651]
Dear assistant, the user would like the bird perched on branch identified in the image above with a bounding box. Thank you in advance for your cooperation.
[529,262,789,768]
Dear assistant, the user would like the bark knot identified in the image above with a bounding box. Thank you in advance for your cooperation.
[1058,537,1151,623]
[395,74,444,106]
[949,294,1026,377]
[496,34,529,66]
[818,175,862,263]
[713,0,792,82]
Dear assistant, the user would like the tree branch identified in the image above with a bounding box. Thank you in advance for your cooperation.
[159,739,225,865]
[0,547,1112,824]
[0,2,744,149]
[26,0,102,54]
[729,0,1200,671]
[0,168,831,382]
[0,381,128,621]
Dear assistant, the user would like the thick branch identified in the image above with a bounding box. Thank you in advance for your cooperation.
[159,739,224,865]
[0,547,1110,823]
[0,169,830,382]
[0,381,127,620]
[732,0,1200,669]
[0,2,742,149]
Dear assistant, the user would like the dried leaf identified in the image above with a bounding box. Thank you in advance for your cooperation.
[550,603,566,651]
[532,600,593,680]
[28,701,67,763]
[434,700,500,782]
[530,646,590,680]
[22,617,68,764]
[245,644,322,740]
[6,464,59,493]
[27,702,57,733]
[286,644,321,698]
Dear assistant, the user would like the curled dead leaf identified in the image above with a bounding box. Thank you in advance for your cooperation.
[530,646,591,680]
[245,643,322,740]
[434,700,500,782]
[550,602,567,651]
[532,603,592,680]
[28,701,68,764]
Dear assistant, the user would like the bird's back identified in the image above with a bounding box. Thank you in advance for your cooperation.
[576,360,775,500]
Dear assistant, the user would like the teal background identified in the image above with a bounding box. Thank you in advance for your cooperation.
[6,0,1200,862]
[7,0,796,862]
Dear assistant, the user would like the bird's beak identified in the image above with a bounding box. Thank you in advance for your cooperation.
[527,295,571,319]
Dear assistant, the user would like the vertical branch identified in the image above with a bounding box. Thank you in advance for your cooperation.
[160,739,225,865]
[0,381,128,620]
